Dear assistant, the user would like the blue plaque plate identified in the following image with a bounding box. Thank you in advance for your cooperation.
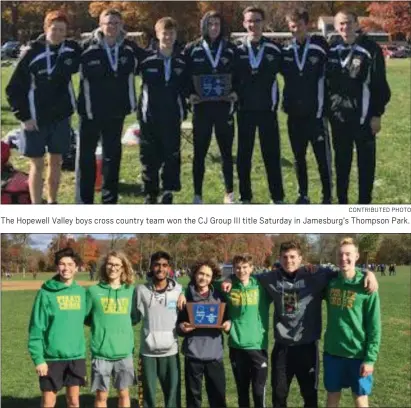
[193,74,232,101]
[187,302,225,328]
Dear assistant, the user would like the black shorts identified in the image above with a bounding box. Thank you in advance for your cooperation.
[39,359,86,392]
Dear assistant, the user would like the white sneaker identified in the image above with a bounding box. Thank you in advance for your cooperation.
[193,195,203,204]
[224,192,235,204]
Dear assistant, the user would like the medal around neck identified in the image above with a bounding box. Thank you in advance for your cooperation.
[187,301,225,328]
[46,42,65,80]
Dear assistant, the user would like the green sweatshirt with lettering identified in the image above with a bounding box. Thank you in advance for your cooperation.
[222,276,272,350]
[324,268,381,364]
[28,275,86,366]
[86,282,136,360]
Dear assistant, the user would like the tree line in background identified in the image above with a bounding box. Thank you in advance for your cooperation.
[1,233,410,275]
[1,1,410,44]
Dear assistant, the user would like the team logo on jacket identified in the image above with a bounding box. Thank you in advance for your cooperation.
[350,57,362,78]
[221,57,229,65]
[174,68,183,75]
[88,60,100,66]
[265,54,274,61]
[120,56,128,65]
[64,58,73,66]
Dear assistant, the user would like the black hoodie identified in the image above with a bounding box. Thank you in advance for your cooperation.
[177,283,228,361]
[6,34,81,127]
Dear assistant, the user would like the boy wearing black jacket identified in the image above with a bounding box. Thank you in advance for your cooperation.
[326,10,391,204]
[184,11,238,204]
[138,17,187,205]
[6,10,81,204]
[281,9,332,204]
[235,6,284,204]
[77,9,144,204]
[177,260,230,408]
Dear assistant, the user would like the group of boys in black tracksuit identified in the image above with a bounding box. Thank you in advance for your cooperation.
[7,18,390,204]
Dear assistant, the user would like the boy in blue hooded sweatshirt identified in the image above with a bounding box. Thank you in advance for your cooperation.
[86,251,137,408]
[177,260,231,408]
[28,247,86,408]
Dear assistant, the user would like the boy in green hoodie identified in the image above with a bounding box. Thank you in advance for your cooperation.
[28,247,86,408]
[227,254,272,408]
[86,251,137,408]
[324,238,381,408]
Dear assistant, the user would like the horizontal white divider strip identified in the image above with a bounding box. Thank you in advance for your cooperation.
[1,205,410,233]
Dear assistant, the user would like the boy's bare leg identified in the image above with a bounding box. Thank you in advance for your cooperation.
[326,391,341,407]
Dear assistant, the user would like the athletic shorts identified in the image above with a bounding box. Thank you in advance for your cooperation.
[21,117,71,158]
[91,357,136,392]
[323,353,373,396]
[39,359,86,392]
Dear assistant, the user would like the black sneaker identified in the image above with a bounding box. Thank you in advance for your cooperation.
[161,192,173,204]
[144,194,157,204]
[296,195,310,204]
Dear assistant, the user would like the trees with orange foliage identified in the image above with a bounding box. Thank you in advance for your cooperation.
[367,1,411,40]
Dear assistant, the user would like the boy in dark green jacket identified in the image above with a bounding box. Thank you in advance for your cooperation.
[28,248,86,408]
[86,251,137,408]
[226,254,272,408]
[324,238,381,408]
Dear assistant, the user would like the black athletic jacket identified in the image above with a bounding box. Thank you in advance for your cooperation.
[281,35,329,118]
[326,34,391,124]
[234,36,282,112]
[6,35,81,127]
[77,29,145,120]
[137,48,188,123]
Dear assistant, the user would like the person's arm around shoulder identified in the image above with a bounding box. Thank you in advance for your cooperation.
[369,42,391,135]
[361,290,381,376]
[28,290,49,377]
[132,285,143,325]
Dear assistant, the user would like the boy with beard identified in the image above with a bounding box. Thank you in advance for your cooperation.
[134,251,182,408]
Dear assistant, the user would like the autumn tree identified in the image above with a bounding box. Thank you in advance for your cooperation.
[368,1,411,40]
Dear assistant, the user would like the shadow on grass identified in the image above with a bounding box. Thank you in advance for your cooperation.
[1,395,139,407]
[118,182,144,198]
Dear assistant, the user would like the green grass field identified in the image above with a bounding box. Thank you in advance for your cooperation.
[1,267,410,407]
[1,59,410,204]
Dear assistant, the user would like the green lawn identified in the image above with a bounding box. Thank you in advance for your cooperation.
[1,267,410,407]
[1,59,410,204]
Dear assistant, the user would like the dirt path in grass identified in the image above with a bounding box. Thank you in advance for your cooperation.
[1,280,95,291]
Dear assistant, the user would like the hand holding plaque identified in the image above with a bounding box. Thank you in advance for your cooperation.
[193,74,232,102]
[187,302,226,328]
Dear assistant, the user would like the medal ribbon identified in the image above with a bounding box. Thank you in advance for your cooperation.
[338,44,357,68]
[104,40,119,74]
[247,37,265,70]
[164,56,172,82]
[202,39,223,70]
[292,36,310,72]
[46,42,65,77]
